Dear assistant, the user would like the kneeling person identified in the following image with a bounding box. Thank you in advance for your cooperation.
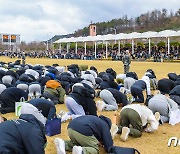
[54,115,113,154]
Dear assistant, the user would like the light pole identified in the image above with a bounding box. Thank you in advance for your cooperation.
[110,28,117,44]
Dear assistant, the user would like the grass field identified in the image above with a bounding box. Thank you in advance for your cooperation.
[1,57,180,154]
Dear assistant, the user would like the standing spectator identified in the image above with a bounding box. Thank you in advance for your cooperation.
[122,50,131,74]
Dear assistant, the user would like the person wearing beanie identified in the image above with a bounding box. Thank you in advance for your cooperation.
[54,115,113,154]
[0,103,47,153]
[0,87,28,114]
[130,76,151,103]
[111,104,159,142]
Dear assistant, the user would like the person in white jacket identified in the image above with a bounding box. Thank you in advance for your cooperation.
[111,104,159,142]
[148,90,179,124]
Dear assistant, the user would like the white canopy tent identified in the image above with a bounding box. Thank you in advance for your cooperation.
[54,30,180,57]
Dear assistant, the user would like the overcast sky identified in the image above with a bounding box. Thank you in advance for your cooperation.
[0,0,179,42]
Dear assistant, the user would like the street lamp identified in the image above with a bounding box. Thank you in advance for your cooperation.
[110,28,117,44]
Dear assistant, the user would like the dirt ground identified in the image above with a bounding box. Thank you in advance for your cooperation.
[1,57,180,154]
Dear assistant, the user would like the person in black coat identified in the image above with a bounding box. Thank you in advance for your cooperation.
[61,83,97,122]
[157,78,175,94]
[0,87,28,114]
[28,98,56,120]
[98,88,128,111]
[0,103,48,153]
[100,73,118,90]
[54,115,113,154]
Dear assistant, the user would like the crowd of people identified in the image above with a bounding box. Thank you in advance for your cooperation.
[0,59,179,154]
[0,45,179,62]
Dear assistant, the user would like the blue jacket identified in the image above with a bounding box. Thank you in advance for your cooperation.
[68,115,113,152]
[0,114,46,154]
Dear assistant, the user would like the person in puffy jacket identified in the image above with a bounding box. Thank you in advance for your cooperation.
[43,80,65,105]
[0,102,48,153]
[0,87,28,114]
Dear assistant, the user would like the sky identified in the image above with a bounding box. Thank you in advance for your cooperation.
[0,0,179,42]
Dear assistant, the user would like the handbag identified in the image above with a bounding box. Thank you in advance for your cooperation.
[108,146,140,154]
[45,117,61,136]
[15,97,27,116]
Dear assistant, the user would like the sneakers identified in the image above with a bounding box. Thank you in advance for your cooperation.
[110,124,119,139]
[54,138,66,154]
[96,100,106,112]
[61,113,71,122]
[119,87,126,94]
[155,112,160,121]
[120,127,130,142]
[72,146,83,154]
[57,110,66,118]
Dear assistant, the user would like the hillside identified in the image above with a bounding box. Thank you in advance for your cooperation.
[74,8,180,37]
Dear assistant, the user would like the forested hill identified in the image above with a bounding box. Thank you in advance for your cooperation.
[74,8,180,37]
